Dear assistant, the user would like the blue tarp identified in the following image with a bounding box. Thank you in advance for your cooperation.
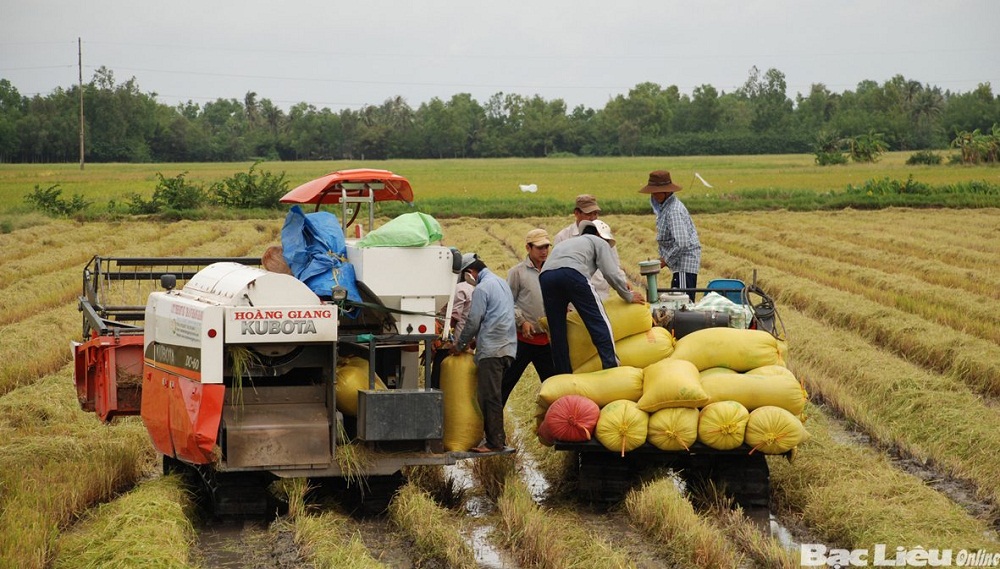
[281,205,362,306]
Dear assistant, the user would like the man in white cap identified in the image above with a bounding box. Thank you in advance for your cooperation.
[540,220,645,374]
[501,228,557,406]
[451,254,517,452]
[552,194,627,301]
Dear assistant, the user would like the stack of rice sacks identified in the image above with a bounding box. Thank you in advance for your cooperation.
[536,298,809,456]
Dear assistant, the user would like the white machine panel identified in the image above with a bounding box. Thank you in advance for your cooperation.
[346,244,457,334]
[144,293,225,384]
[183,262,321,308]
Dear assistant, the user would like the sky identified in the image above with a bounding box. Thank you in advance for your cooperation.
[1,0,998,113]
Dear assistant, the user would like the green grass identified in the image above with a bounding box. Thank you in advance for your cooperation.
[2,154,998,219]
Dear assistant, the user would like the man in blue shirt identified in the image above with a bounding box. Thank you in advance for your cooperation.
[451,254,517,452]
[641,170,701,301]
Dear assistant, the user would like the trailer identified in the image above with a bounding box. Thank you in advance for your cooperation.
[548,271,789,529]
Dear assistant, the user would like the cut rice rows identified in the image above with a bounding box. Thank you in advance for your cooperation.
[2,209,998,567]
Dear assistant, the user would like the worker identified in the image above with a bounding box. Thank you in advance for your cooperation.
[540,220,645,374]
[451,254,517,453]
[552,194,627,301]
[429,261,475,387]
[640,170,701,301]
[501,228,557,406]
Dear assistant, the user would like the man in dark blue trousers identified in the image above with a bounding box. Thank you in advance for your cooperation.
[539,220,645,374]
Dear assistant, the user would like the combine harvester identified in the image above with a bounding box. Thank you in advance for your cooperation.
[72,169,504,516]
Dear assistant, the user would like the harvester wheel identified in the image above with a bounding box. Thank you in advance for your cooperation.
[327,471,406,517]
[162,455,277,519]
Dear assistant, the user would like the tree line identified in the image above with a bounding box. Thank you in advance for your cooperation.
[1,65,998,163]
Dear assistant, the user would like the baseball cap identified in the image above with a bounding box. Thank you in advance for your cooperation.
[460,252,479,271]
[525,228,552,247]
[575,194,601,214]
[578,219,616,247]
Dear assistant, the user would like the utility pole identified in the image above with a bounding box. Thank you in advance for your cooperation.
[78,37,84,170]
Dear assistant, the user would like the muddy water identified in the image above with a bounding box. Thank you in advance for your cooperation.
[195,519,309,569]
[445,462,524,568]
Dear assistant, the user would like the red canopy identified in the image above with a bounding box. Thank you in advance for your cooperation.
[280,169,414,205]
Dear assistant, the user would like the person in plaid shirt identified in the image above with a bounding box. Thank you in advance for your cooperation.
[640,170,701,301]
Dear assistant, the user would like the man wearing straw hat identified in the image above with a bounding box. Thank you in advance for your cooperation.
[640,170,701,301]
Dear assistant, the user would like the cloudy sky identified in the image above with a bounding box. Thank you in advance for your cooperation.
[2,0,997,112]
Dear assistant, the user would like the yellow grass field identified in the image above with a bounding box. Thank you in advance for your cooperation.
[3,205,1000,566]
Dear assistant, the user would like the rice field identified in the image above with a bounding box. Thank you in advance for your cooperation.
[2,205,1000,567]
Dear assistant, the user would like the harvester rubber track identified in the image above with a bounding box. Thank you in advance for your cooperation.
[164,456,279,519]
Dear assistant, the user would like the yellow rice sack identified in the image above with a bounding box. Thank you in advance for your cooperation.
[335,356,387,417]
[698,400,750,451]
[647,407,699,451]
[537,366,644,408]
[637,358,708,411]
[744,406,810,454]
[700,369,808,416]
[746,364,792,377]
[669,328,788,371]
[573,326,675,374]
[595,400,649,456]
[700,366,739,378]
[564,296,653,369]
[440,352,484,452]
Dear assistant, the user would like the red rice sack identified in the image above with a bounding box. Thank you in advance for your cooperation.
[595,400,649,456]
[440,352,483,452]
[670,328,787,371]
[573,326,675,374]
[541,395,600,442]
[538,366,644,408]
[698,400,750,451]
[744,406,810,455]
[638,358,709,411]
[536,418,555,447]
[647,407,699,451]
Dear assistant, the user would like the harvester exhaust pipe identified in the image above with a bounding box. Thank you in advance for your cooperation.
[638,260,661,303]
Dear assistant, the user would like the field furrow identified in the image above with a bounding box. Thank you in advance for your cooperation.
[713,212,1000,300]
[740,208,1000,264]
[706,209,998,273]
[0,221,279,331]
[0,369,154,567]
[0,221,165,288]
[702,248,1000,506]
[698,240,1000,398]
[698,225,1000,346]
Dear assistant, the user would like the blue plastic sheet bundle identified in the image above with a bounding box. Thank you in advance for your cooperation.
[280,205,361,312]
